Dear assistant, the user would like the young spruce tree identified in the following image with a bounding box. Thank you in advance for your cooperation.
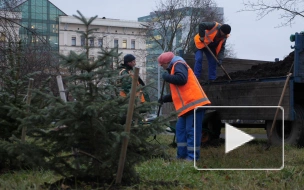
[16,11,173,185]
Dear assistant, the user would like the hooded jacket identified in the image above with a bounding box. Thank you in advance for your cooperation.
[162,56,211,116]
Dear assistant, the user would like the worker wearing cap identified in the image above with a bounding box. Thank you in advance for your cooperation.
[193,21,231,81]
[157,52,211,161]
[119,54,147,102]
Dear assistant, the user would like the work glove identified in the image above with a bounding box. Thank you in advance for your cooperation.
[199,37,204,42]
[162,71,170,80]
[158,94,172,104]
[158,97,164,104]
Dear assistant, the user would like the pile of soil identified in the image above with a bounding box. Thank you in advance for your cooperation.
[216,51,294,81]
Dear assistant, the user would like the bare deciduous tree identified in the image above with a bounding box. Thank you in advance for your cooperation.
[143,0,224,54]
[240,0,304,27]
[141,0,236,102]
[223,42,237,58]
[0,1,61,94]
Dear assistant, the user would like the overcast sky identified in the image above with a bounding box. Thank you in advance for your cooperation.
[50,0,302,62]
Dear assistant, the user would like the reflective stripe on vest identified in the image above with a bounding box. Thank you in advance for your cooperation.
[205,22,220,43]
[215,39,225,55]
[170,61,211,116]
[176,97,209,113]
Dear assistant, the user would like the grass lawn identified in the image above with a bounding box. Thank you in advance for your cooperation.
[1,134,304,190]
[134,135,304,190]
[0,170,62,190]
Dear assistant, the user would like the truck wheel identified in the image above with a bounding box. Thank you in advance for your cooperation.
[202,110,223,146]
[266,105,304,146]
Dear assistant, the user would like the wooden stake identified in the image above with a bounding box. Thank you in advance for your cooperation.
[56,75,67,102]
[21,78,34,142]
[116,67,140,184]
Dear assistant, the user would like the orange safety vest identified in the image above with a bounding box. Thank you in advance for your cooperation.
[170,61,211,116]
[194,22,229,55]
[119,69,145,103]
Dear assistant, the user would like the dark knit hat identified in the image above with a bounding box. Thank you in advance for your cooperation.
[220,24,231,35]
[124,54,135,65]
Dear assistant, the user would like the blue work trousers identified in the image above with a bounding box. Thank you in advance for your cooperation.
[194,48,217,80]
[176,109,205,161]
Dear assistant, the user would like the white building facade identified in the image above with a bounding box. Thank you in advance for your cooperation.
[0,10,21,43]
[58,16,148,81]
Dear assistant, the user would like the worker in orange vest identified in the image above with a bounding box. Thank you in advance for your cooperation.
[118,54,147,103]
[193,21,231,81]
[158,52,211,161]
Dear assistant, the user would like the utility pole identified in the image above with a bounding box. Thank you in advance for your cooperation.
[158,39,167,104]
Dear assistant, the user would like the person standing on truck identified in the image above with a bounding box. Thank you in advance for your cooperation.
[157,52,211,161]
[193,21,231,81]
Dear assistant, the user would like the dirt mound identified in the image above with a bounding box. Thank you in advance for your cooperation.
[216,51,294,81]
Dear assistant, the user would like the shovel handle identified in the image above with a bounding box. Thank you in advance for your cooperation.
[203,42,232,80]
[157,80,166,117]
[219,65,232,80]
[269,73,292,137]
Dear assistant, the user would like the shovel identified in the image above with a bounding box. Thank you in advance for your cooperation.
[157,80,166,116]
[150,80,166,144]
[203,41,232,80]
[265,72,292,150]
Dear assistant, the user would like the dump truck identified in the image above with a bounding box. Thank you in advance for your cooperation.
[185,31,304,146]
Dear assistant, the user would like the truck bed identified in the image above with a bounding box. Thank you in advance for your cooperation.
[202,77,292,120]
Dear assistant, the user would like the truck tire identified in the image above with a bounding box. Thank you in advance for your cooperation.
[266,105,304,146]
[201,110,223,146]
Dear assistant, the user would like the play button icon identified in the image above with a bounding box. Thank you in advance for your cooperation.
[225,123,255,153]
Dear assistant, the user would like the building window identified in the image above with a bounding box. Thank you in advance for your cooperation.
[98,39,103,47]
[114,39,118,48]
[122,39,127,49]
[52,24,58,33]
[71,37,76,46]
[90,38,94,46]
[81,36,85,46]
[64,23,68,30]
[32,36,38,43]
[131,40,135,49]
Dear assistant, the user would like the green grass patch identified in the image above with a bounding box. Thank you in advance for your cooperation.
[198,140,283,169]
[0,169,61,190]
[1,134,304,189]
[136,134,304,190]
